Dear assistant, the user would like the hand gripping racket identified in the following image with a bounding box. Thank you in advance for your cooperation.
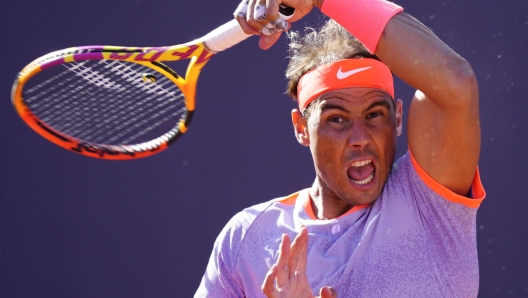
[11,10,293,160]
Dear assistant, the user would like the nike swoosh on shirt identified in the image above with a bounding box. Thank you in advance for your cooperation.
[336,66,372,80]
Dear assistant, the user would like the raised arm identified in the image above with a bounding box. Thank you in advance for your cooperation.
[375,12,480,196]
[317,0,481,196]
[240,0,480,196]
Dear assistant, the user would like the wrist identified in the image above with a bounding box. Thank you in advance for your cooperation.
[320,0,403,53]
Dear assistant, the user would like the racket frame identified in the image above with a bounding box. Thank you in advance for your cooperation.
[12,32,229,159]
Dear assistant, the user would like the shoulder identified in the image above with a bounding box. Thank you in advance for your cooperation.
[196,193,299,297]
[216,200,274,248]
[226,195,290,232]
[215,191,301,254]
[384,150,485,212]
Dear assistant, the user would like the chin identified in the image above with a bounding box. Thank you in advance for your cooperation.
[344,175,383,205]
[342,155,393,206]
[343,190,382,206]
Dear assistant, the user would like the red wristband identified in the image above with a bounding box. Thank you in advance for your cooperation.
[321,0,403,53]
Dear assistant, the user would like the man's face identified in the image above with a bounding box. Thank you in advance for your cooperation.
[293,87,402,206]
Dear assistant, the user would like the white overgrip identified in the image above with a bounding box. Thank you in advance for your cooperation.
[202,19,252,53]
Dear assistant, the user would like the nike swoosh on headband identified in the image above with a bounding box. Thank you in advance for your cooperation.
[336,66,372,80]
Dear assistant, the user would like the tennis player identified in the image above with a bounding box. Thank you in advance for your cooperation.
[195,0,485,297]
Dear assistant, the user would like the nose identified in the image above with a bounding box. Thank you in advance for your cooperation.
[347,121,370,148]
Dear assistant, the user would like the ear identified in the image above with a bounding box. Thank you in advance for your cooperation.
[292,109,310,146]
[395,99,403,137]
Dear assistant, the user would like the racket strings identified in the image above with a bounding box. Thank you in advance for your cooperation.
[23,59,187,146]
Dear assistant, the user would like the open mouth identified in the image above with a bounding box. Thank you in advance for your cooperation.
[347,159,375,186]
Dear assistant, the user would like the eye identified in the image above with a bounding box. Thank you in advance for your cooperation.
[366,111,383,119]
[328,116,345,123]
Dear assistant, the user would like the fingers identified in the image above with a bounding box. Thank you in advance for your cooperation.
[318,286,338,298]
[254,0,285,29]
[233,0,288,49]
[235,0,262,35]
[289,227,310,295]
[265,0,289,31]
[265,0,280,21]
[262,264,279,297]
[261,228,317,298]
[236,15,262,35]
[275,233,291,289]
[295,226,309,274]
[288,226,308,277]
[247,0,267,32]
[259,32,282,50]
[234,0,248,19]
[252,2,284,36]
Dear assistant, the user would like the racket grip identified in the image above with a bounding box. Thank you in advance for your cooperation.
[202,19,252,53]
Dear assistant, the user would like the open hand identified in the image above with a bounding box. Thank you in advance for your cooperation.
[261,226,337,298]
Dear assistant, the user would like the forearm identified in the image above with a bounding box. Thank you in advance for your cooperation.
[377,13,477,107]
[317,0,478,107]
[314,0,480,193]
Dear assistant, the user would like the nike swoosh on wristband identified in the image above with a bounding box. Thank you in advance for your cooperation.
[336,66,372,80]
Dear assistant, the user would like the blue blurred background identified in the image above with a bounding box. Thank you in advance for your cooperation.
[1,0,527,296]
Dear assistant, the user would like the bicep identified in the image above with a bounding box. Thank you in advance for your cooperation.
[407,89,481,196]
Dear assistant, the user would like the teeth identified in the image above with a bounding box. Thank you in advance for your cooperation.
[351,160,372,167]
[352,173,374,185]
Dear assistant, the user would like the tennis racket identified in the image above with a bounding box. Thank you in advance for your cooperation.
[11,10,293,160]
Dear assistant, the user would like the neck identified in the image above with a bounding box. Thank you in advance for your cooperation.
[308,178,354,219]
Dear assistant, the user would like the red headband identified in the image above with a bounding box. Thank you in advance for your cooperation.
[296,58,394,110]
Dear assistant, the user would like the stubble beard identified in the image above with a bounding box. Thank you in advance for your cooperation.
[316,143,398,207]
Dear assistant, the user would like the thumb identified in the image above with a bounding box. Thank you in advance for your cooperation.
[259,31,282,50]
[319,286,337,298]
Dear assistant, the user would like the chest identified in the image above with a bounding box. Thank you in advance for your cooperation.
[236,205,434,297]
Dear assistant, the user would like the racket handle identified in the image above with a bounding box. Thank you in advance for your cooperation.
[202,19,252,53]
[203,5,295,53]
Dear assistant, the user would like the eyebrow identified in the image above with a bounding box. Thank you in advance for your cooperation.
[320,99,392,114]
[365,100,392,112]
[320,103,350,113]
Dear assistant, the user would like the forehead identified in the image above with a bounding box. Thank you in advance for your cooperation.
[314,87,393,110]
